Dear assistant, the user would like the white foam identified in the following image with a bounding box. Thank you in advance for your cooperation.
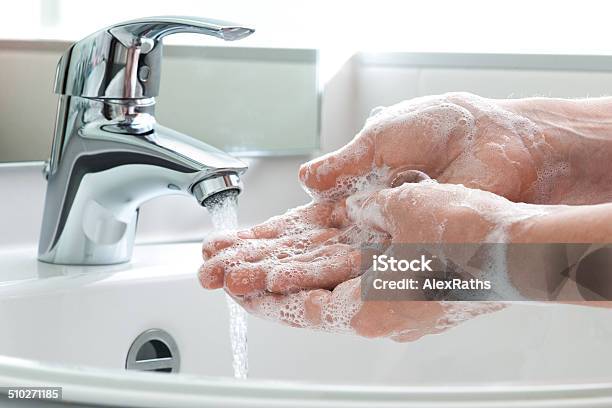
[305,156,388,201]
[209,92,579,341]
[245,280,362,336]
[533,161,571,202]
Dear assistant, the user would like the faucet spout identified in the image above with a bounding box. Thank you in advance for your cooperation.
[148,122,247,206]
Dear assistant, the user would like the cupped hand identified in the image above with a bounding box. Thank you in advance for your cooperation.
[199,200,390,295]
[199,181,518,341]
[238,277,504,342]
[198,92,612,341]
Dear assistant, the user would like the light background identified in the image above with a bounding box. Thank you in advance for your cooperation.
[1,0,612,54]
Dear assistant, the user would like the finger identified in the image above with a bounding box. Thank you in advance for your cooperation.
[199,240,272,292]
[239,278,361,330]
[224,263,268,295]
[225,244,361,296]
[270,228,343,259]
[204,205,328,258]
[268,244,362,294]
[199,240,270,290]
[237,202,338,241]
[201,226,345,293]
[299,135,375,197]
[233,227,344,265]
[198,258,226,289]
[240,289,331,328]
[345,188,394,232]
[202,232,239,260]
[238,210,308,240]
[245,216,287,239]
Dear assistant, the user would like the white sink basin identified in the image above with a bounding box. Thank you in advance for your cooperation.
[2,243,612,407]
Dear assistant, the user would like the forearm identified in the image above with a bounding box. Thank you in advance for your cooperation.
[502,96,612,141]
[501,202,612,301]
[509,203,612,243]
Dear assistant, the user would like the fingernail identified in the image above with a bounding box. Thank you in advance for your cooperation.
[237,230,255,239]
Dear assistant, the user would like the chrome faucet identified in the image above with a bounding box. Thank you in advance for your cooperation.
[38,16,254,265]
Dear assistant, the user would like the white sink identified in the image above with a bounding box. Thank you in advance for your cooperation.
[2,243,612,407]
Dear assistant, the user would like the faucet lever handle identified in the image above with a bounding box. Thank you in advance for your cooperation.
[109,16,254,49]
[54,16,255,99]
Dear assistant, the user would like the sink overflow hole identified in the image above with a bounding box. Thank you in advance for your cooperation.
[126,329,180,373]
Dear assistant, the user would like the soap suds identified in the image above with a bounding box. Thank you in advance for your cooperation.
[206,92,575,341]
[533,161,571,202]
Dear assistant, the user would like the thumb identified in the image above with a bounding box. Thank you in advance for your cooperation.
[299,135,375,198]
[345,181,436,236]
[344,187,396,234]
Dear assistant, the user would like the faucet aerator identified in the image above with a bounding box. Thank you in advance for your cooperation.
[192,173,242,209]
[199,188,239,211]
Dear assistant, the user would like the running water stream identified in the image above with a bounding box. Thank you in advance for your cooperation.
[206,193,248,379]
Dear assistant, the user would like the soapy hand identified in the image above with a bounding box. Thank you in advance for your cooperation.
[200,93,612,341]
[239,276,505,342]
[200,179,518,295]
[200,181,515,341]
[301,92,611,205]
[300,92,543,202]
[200,180,612,341]
[198,92,555,342]
[199,200,371,294]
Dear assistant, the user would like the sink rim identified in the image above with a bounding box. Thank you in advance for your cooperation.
[0,242,204,291]
[1,354,612,408]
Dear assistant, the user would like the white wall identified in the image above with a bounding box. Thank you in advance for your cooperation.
[0,41,319,161]
[353,54,612,129]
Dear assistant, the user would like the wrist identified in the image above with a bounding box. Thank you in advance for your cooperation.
[502,97,612,204]
[487,202,551,243]
[505,206,547,243]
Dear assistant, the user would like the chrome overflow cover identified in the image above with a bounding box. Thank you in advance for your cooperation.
[126,329,180,373]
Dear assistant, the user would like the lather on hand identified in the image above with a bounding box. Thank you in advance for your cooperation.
[200,93,612,341]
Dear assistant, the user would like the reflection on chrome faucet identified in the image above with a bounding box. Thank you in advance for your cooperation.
[38,16,254,265]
